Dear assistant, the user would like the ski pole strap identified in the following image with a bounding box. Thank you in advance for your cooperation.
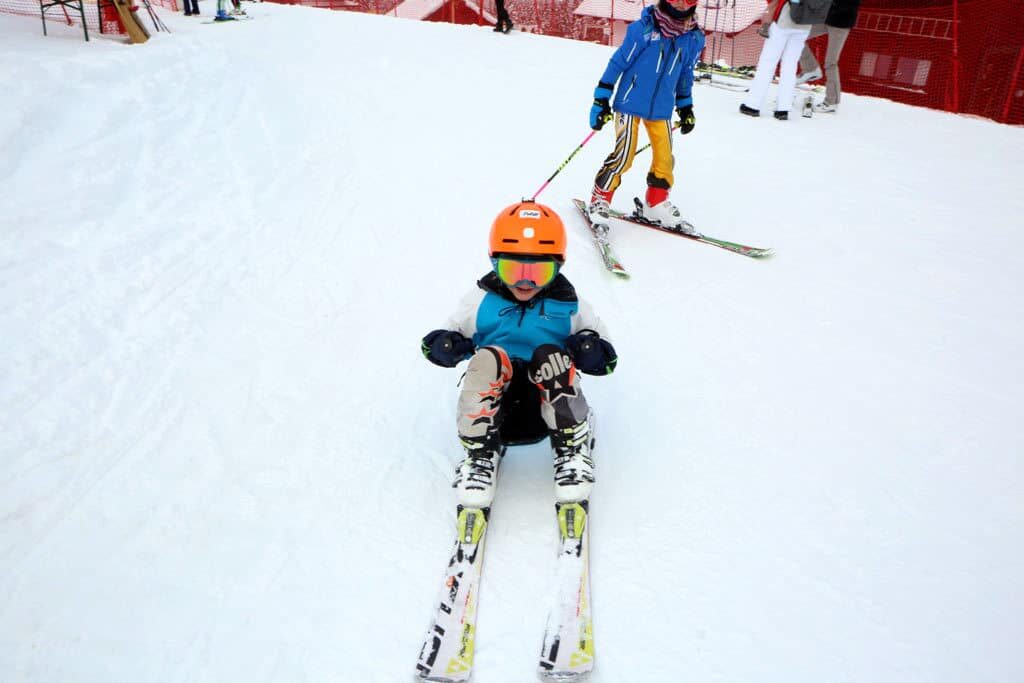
[530,130,598,201]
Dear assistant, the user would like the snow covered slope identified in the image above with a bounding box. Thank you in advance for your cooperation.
[2,6,1023,682]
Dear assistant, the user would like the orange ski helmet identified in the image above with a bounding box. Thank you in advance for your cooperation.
[488,200,566,261]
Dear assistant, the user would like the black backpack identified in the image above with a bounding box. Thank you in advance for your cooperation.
[788,0,833,25]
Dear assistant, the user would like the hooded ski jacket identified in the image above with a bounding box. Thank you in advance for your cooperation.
[599,6,706,121]
[444,273,611,363]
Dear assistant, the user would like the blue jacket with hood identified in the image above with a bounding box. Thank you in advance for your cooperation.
[599,6,706,121]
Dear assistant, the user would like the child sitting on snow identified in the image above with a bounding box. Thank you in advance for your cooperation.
[421,200,617,508]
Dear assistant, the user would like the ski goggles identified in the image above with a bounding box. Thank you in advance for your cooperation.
[491,255,561,289]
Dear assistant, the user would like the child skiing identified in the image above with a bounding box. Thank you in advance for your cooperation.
[420,200,617,507]
[587,0,705,234]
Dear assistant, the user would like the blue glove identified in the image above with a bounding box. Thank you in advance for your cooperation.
[565,330,617,376]
[422,329,474,368]
[589,81,614,131]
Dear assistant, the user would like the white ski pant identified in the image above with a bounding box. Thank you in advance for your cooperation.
[743,22,811,114]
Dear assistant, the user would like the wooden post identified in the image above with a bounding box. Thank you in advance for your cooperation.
[111,0,149,43]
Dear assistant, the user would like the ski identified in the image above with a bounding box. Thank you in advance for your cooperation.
[606,199,773,259]
[571,199,630,278]
[538,501,594,681]
[416,506,490,683]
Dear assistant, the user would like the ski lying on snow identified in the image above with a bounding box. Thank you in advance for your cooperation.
[416,506,490,682]
[571,199,629,278]
[538,501,595,681]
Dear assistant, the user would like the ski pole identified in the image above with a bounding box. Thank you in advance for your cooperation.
[530,130,599,201]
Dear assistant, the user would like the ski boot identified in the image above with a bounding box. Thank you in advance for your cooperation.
[550,414,595,504]
[588,188,613,238]
[636,196,698,236]
[452,434,505,508]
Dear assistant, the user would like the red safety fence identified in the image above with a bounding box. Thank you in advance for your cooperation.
[838,0,1024,124]
[0,0,177,35]
[699,0,1024,124]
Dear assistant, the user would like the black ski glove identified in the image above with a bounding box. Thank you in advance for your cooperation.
[422,329,475,368]
[676,105,696,135]
[565,330,617,376]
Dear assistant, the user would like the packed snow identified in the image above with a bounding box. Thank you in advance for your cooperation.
[2,5,1023,682]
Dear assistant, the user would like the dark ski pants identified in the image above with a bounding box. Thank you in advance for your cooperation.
[494,0,511,29]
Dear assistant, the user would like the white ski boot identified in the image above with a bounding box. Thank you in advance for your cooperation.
[638,198,698,235]
[588,198,611,224]
[551,415,595,503]
[452,436,505,508]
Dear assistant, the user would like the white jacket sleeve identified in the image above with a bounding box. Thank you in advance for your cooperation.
[444,287,485,338]
[571,298,612,343]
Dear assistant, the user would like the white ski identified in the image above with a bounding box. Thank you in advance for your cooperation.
[538,501,594,681]
[416,506,490,682]
[571,199,629,278]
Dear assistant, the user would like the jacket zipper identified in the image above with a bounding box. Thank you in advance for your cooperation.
[622,75,638,103]
[668,48,681,74]
[648,44,668,119]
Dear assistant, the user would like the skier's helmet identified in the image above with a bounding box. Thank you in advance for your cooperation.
[488,200,566,261]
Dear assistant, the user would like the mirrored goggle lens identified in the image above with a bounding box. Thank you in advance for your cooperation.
[492,257,559,288]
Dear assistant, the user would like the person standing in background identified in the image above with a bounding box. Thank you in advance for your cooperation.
[796,0,862,113]
[494,0,513,33]
[740,0,833,120]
